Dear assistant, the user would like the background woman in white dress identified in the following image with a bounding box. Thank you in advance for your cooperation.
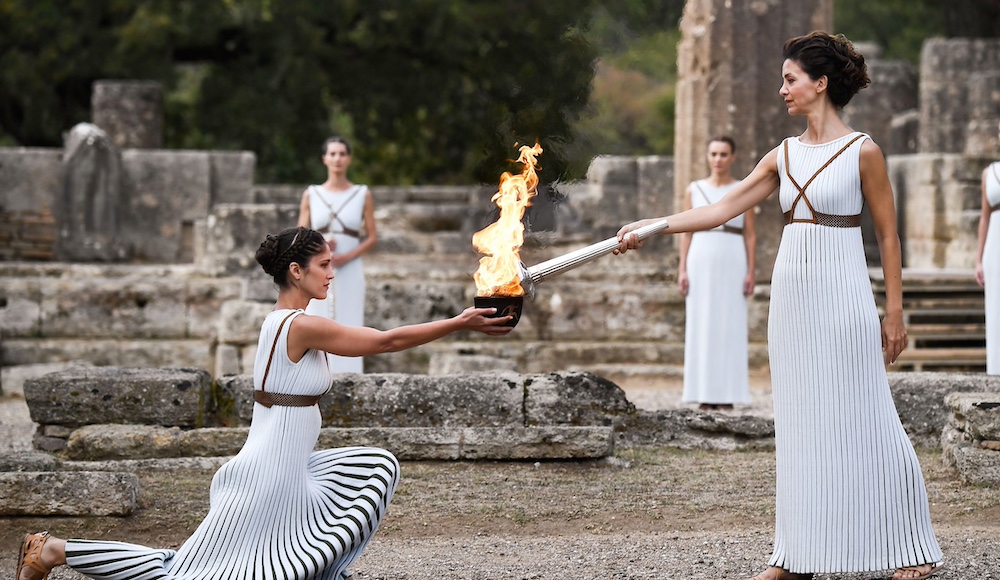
[14,226,512,580]
[616,31,942,580]
[975,120,1000,375]
[298,137,376,373]
[678,135,756,410]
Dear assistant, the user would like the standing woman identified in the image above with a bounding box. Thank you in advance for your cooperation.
[975,120,1000,375]
[678,135,756,410]
[616,31,942,580]
[14,227,512,580]
[298,136,376,373]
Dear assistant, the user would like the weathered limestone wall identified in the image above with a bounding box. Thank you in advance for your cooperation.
[919,38,1000,158]
[889,154,991,268]
[0,148,61,261]
[674,0,833,280]
[91,81,163,150]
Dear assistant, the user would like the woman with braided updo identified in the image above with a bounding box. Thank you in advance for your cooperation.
[616,32,942,580]
[14,226,512,580]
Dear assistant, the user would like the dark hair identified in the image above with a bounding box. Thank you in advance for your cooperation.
[255,226,327,287]
[708,135,736,154]
[322,136,352,156]
[782,31,870,109]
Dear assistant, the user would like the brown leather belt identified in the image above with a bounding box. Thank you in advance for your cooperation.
[783,210,862,228]
[720,224,743,235]
[254,390,324,408]
[991,202,1000,213]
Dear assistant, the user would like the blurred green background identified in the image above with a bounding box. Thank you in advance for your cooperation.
[1,0,996,185]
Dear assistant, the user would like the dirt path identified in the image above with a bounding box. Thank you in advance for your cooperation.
[3,378,998,579]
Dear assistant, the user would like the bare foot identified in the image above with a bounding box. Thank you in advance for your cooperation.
[749,567,780,580]
[893,563,943,579]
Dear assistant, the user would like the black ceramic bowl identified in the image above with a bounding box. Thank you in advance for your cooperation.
[474,295,523,328]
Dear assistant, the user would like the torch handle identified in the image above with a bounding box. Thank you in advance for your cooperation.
[525,219,669,284]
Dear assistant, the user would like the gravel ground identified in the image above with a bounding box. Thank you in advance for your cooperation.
[3,372,998,579]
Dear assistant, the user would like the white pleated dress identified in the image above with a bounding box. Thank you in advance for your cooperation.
[767,133,942,574]
[682,180,751,405]
[305,184,368,373]
[64,310,400,580]
[984,162,1000,375]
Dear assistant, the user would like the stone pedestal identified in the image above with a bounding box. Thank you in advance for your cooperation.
[91,80,163,149]
[674,0,833,280]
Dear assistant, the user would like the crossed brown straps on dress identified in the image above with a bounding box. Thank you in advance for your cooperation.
[254,311,325,408]
[782,134,865,227]
[692,182,743,235]
[311,185,363,238]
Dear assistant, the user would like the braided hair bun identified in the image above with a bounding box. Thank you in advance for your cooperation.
[255,226,327,287]
[783,31,871,109]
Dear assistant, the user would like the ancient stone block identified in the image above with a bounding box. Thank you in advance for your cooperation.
[941,425,1000,485]
[890,154,990,268]
[0,471,138,516]
[1,338,213,371]
[945,392,1000,441]
[0,148,62,213]
[323,372,524,428]
[65,424,184,460]
[842,59,918,155]
[0,452,59,473]
[890,372,1000,448]
[217,300,273,345]
[119,150,212,263]
[39,276,189,339]
[524,372,635,426]
[209,151,256,205]
[919,39,1000,156]
[215,344,242,377]
[24,367,211,428]
[56,123,126,262]
[200,204,300,274]
[91,80,162,149]
[428,353,518,375]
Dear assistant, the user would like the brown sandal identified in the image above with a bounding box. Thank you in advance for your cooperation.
[15,531,52,580]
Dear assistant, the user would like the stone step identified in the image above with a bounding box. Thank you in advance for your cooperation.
[61,424,614,461]
[892,347,988,372]
[0,471,138,516]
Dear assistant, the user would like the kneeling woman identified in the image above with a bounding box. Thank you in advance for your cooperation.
[15,226,512,580]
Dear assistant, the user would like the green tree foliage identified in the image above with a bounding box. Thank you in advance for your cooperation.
[566,2,683,175]
[835,0,1000,63]
[0,0,598,184]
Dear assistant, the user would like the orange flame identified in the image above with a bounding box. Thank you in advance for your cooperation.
[472,142,543,297]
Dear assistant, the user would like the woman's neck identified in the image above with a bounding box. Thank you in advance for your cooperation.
[322,173,352,191]
[274,288,311,312]
[705,173,735,187]
[800,106,852,144]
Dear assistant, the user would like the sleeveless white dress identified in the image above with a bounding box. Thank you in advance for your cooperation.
[768,133,942,573]
[64,310,400,580]
[305,184,369,373]
[682,179,751,405]
[984,162,1000,375]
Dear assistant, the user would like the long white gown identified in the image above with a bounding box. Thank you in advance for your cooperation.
[984,161,1000,375]
[682,179,751,405]
[305,184,369,373]
[768,132,942,573]
[64,310,399,579]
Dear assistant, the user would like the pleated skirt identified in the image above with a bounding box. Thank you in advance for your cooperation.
[985,213,1000,375]
[683,230,750,404]
[766,224,942,573]
[65,404,399,580]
